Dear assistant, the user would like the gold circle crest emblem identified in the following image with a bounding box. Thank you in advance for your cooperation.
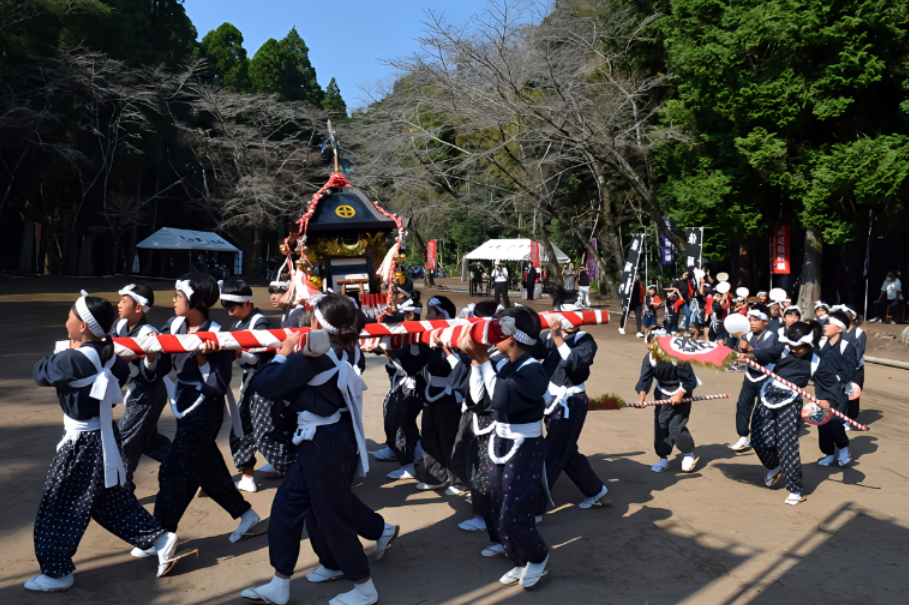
[335,205,356,218]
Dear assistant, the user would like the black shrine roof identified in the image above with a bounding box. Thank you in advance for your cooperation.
[307,185,397,233]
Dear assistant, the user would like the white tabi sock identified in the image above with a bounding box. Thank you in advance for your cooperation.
[329,578,379,605]
[230,508,261,543]
[241,575,290,605]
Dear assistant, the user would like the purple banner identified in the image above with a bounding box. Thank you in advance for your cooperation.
[660,233,675,265]
[586,239,598,280]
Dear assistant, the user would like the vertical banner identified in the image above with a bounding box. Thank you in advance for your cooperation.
[586,239,598,280]
[618,233,645,313]
[684,227,703,270]
[530,241,541,268]
[771,226,790,274]
[660,217,677,266]
[426,239,437,270]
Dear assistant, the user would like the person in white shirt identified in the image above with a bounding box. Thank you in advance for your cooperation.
[492,260,511,308]
[871,271,902,324]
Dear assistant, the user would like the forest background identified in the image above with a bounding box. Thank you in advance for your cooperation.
[2,0,908,314]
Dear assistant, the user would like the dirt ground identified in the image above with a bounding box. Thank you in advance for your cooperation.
[0,275,907,605]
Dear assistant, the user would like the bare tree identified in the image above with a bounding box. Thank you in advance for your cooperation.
[355,0,683,295]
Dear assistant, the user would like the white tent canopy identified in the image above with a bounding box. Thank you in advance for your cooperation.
[136,227,239,252]
[463,238,570,264]
[136,227,242,275]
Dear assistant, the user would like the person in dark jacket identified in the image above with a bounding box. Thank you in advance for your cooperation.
[461,306,550,589]
[814,310,859,468]
[241,293,397,605]
[114,283,170,493]
[730,305,786,452]
[635,328,700,473]
[27,294,182,592]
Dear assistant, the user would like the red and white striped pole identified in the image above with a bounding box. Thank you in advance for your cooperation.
[627,394,730,408]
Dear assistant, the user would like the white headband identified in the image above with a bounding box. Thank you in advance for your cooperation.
[814,300,830,310]
[757,291,768,296]
[75,292,106,337]
[220,293,254,304]
[457,303,476,318]
[399,299,422,315]
[513,329,537,345]
[314,305,339,334]
[780,332,815,347]
[747,309,769,321]
[832,304,855,317]
[827,316,847,330]
[118,284,150,313]
[427,297,451,319]
[270,280,289,290]
[783,305,802,316]
[175,279,195,301]
[395,285,411,298]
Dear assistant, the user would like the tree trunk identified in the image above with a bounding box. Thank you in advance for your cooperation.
[797,228,822,319]
[407,222,436,288]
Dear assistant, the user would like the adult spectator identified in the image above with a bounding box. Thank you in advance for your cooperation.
[523,263,538,301]
[578,267,591,306]
[870,271,903,324]
[492,260,511,307]
[564,262,577,291]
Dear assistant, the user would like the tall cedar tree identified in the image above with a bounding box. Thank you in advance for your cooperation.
[249,26,324,105]
[199,22,250,92]
[322,77,347,117]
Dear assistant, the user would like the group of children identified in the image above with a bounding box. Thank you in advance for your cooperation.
[637,290,867,507]
[26,275,868,601]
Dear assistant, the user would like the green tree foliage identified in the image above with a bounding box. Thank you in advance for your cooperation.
[199,22,250,92]
[657,0,909,244]
[0,0,110,62]
[322,77,347,117]
[249,27,324,105]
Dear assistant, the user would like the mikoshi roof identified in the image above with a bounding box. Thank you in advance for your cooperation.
[463,238,570,263]
[305,173,398,233]
[136,227,239,252]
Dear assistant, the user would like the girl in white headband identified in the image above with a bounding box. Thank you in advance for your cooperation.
[28,294,182,591]
[749,321,822,506]
[813,310,859,468]
[460,305,551,588]
[837,306,866,429]
[114,283,171,493]
[242,292,397,605]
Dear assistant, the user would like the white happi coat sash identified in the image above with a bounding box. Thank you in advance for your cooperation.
[543,382,585,418]
[162,319,244,438]
[236,313,266,404]
[488,420,543,465]
[298,349,370,477]
[66,347,127,488]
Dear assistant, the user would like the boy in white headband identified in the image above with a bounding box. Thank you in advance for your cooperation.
[221,278,293,490]
[730,304,785,452]
[813,310,858,467]
[28,293,183,591]
[748,321,821,505]
[635,329,700,473]
[115,283,170,493]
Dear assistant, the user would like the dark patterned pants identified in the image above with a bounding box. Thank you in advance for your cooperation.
[654,389,694,457]
[154,394,251,532]
[35,428,163,578]
[118,380,170,492]
[752,400,803,493]
[420,395,463,485]
[229,392,296,474]
[448,409,474,491]
[540,393,604,502]
[736,379,764,437]
[848,367,864,420]
[488,435,548,567]
[269,415,385,581]
[382,383,422,465]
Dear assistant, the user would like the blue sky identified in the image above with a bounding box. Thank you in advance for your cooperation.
[184,1,506,108]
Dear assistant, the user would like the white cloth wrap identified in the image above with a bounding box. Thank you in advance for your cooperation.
[301,349,370,477]
[488,421,543,465]
[66,347,127,488]
[424,374,453,403]
[543,382,585,417]
[472,412,496,436]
